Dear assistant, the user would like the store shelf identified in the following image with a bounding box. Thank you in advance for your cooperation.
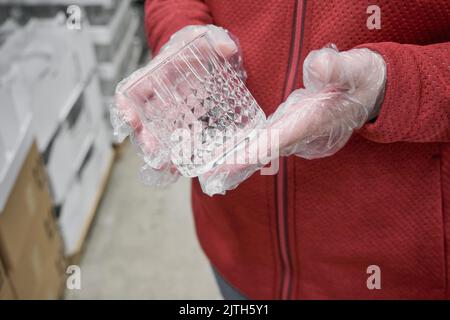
[71,148,114,260]
[58,69,96,124]
[60,142,114,257]
[98,13,139,80]
[86,0,131,45]
[100,38,142,100]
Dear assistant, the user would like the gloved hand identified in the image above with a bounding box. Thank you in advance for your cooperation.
[200,45,386,195]
[110,24,245,186]
[274,45,386,158]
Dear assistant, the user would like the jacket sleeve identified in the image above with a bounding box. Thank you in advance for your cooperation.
[144,0,213,54]
[356,41,450,143]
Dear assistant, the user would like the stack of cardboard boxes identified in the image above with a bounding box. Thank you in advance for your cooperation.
[0,256,14,299]
[91,0,143,105]
[0,143,66,299]
[0,0,138,299]
[0,14,114,261]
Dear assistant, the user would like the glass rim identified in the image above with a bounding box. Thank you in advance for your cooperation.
[118,31,212,94]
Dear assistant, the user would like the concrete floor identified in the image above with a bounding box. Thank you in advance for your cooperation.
[65,143,222,299]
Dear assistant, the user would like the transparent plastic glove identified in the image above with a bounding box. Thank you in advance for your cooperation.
[112,93,179,187]
[275,45,386,158]
[199,129,277,195]
[110,24,245,187]
[199,45,386,195]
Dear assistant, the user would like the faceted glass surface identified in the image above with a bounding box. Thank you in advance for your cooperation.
[118,33,266,176]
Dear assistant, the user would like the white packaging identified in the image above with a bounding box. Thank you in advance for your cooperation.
[0,60,33,211]
[83,73,104,128]
[27,18,96,151]
[45,70,107,204]
[45,113,93,205]
[59,124,113,255]
[0,16,96,151]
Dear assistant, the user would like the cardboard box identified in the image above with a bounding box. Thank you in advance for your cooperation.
[0,142,66,299]
[0,277,15,300]
[0,257,16,300]
[59,179,82,256]
[35,256,66,300]
[35,207,66,300]
[9,205,66,300]
[0,121,33,214]
[0,142,51,271]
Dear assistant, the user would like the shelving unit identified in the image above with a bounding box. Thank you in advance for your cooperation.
[67,147,114,265]
[0,1,147,298]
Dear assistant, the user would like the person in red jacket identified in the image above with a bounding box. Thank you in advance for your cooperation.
[121,1,449,299]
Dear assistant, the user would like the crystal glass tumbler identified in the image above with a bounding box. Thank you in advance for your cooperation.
[116,32,266,177]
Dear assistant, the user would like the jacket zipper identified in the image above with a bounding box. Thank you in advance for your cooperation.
[277,0,305,300]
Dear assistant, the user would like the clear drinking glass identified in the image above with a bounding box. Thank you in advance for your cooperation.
[115,31,266,177]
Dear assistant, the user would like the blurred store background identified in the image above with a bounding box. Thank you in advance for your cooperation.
[0,0,219,299]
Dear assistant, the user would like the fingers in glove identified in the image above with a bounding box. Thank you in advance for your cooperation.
[268,89,369,159]
[199,162,261,196]
[303,45,386,112]
[198,128,278,196]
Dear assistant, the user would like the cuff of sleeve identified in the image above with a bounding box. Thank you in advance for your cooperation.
[355,42,421,143]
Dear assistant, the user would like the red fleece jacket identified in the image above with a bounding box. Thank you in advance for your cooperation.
[145,0,450,299]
